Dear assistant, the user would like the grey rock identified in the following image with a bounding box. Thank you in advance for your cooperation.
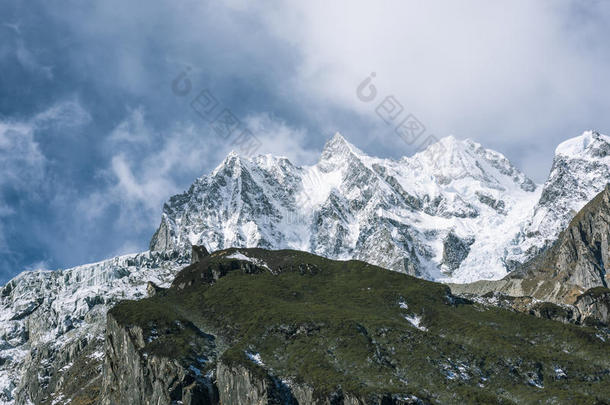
[441,232,475,274]
[101,314,218,405]
[146,281,165,297]
[192,245,210,264]
[575,287,610,325]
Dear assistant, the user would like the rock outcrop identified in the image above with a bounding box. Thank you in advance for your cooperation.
[453,185,610,304]
[451,185,610,324]
[506,131,610,269]
[511,183,610,292]
[574,287,610,325]
[440,232,474,274]
[96,248,610,405]
[101,314,218,405]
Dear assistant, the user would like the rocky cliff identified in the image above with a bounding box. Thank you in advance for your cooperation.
[505,131,610,269]
[98,248,610,404]
[450,185,610,324]
[512,184,609,290]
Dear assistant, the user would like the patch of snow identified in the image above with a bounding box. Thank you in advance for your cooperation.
[51,394,65,405]
[404,314,428,332]
[88,351,104,361]
[554,367,567,379]
[245,351,265,367]
[555,131,610,158]
[527,379,544,389]
[226,252,271,271]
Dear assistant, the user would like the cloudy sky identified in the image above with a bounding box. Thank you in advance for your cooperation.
[1,0,609,282]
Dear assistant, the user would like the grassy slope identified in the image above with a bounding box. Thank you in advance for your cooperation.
[110,249,610,404]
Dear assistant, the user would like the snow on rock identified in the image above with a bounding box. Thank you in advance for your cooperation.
[245,351,265,367]
[554,367,567,379]
[151,132,547,282]
[150,130,610,283]
[555,131,610,158]
[0,250,188,404]
[225,252,270,270]
[505,131,610,270]
[404,314,428,332]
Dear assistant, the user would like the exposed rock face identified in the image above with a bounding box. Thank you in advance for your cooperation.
[453,287,610,327]
[450,185,610,325]
[510,184,610,297]
[440,232,474,274]
[146,281,165,297]
[192,245,210,264]
[216,361,294,405]
[452,185,610,310]
[101,314,218,405]
[574,287,610,325]
[505,131,610,270]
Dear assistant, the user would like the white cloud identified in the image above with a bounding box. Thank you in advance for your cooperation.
[33,98,92,129]
[240,113,319,165]
[0,120,44,259]
[23,260,51,272]
[225,0,610,180]
[78,109,225,233]
[108,106,148,144]
[0,100,91,264]
[0,99,90,192]
[0,121,45,189]
[76,107,320,248]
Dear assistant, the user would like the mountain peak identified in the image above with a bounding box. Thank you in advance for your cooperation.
[330,131,348,143]
[318,132,367,169]
[211,150,246,177]
[411,135,536,192]
[555,130,610,159]
[322,132,365,155]
[417,135,473,157]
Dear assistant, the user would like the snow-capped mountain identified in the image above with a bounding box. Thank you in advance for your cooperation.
[151,133,535,282]
[150,131,609,283]
[0,130,608,404]
[505,131,610,269]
